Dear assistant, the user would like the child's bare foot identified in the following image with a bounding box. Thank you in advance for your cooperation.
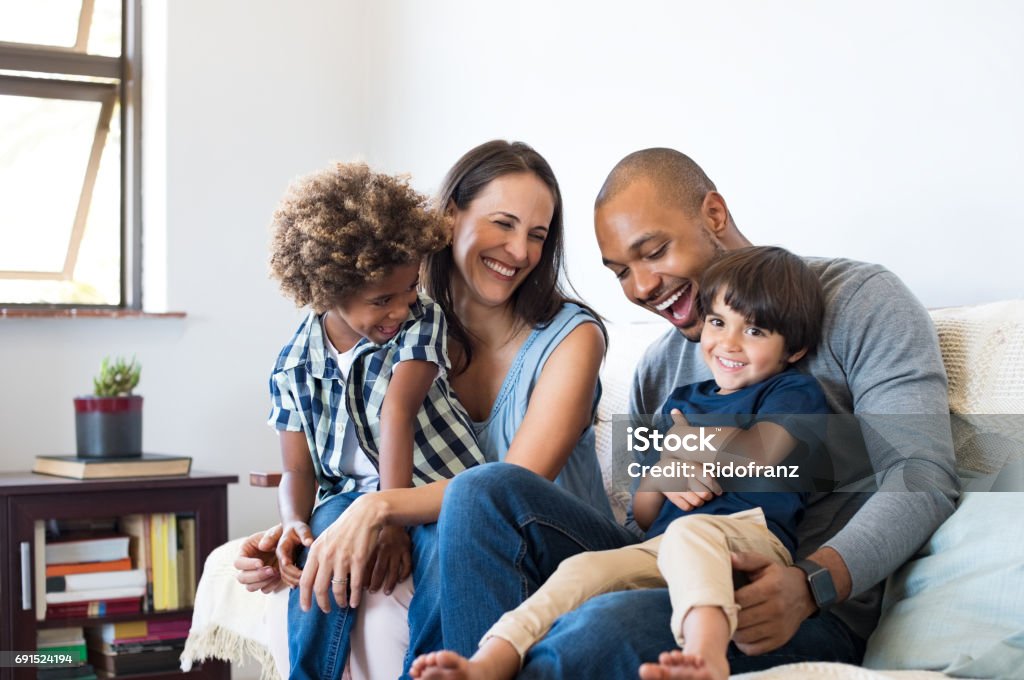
[409,651,473,679]
[638,650,729,680]
[410,640,519,680]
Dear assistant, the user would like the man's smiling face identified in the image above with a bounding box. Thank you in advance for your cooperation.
[596,179,725,342]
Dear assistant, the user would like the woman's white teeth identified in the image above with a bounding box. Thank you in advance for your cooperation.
[718,357,746,368]
[654,287,686,312]
[483,258,517,277]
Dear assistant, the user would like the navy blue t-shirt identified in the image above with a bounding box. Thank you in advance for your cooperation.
[644,367,830,555]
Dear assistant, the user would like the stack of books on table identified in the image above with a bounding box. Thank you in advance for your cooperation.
[85,619,190,676]
[37,627,96,680]
[45,534,144,620]
[33,453,192,480]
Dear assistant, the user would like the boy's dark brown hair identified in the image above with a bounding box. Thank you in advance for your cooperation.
[270,162,448,313]
[699,246,824,357]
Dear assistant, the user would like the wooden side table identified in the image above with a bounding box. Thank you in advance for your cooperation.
[0,470,237,680]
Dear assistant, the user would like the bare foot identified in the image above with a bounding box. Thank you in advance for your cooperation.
[410,651,473,679]
[638,650,729,680]
[410,647,517,680]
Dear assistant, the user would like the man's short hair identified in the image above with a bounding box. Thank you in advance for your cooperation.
[595,147,717,215]
[699,246,825,357]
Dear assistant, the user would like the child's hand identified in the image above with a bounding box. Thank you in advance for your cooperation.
[276,520,314,588]
[663,490,715,512]
[664,409,708,464]
[362,525,412,596]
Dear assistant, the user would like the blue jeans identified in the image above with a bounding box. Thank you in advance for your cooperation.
[287,491,363,680]
[404,523,442,673]
[433,463,866,677]
[290,493,441,680]
[435,463,639,656]
[520,589,865,677]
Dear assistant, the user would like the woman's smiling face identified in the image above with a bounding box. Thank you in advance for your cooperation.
[449,172,554,309]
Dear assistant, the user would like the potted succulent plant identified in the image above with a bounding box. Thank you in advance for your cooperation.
[74,356,143,458]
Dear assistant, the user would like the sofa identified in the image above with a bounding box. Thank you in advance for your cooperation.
[182,300,1024,679]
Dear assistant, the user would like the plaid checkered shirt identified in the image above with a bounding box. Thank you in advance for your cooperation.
[268,293,486,499]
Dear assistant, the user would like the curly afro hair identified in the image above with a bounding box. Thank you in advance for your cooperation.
[270,162,449,313]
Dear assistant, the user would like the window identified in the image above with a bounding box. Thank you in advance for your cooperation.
[0,0,141,308]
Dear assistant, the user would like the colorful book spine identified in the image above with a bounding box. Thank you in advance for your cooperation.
[46,597,142,619]
[46,557,132,578]
[179,515,197,607]
[46,586,146,604]
[45,535,130,565]
[166,513,179,610]
[150,514,165,610]
[119,514,151,611]
[47,569,146,592]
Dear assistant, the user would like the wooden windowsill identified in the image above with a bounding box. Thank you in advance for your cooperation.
[0,308,186,319]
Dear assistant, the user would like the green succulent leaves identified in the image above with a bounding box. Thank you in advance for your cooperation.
[93,355,142,397]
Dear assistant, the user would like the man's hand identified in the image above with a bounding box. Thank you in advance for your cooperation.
[362,525,412,595]
[234,524,287,594]
[730,551,816,655]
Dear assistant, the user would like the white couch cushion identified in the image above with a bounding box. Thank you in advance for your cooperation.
[596,322,668,523]
[863,301,1024,677]
[863,492,1024,677]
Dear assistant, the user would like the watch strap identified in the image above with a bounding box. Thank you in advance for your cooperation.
[795,559,837,615]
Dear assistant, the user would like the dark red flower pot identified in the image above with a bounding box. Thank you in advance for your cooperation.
[73,395,143,458]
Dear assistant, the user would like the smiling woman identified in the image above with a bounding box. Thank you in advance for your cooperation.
[448,171,554,303]
[425,139,576,374]
[231,140,613,680]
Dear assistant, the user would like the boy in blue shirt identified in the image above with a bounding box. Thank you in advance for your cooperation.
[266,162,486,679]
[411,246,829,680]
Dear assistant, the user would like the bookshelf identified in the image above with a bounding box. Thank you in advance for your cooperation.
[0,471,237,680]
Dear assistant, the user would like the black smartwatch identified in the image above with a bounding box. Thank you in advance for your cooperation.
[795,559,837,616]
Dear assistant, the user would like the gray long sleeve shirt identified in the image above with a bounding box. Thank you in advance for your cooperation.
[628,257,960,641]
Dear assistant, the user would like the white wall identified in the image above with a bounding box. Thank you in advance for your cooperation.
[358,0,1024,321]
[2,2,1022,549]
[1,0,366,541]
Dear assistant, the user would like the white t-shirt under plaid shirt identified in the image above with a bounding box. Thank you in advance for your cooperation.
[268,293,487,500]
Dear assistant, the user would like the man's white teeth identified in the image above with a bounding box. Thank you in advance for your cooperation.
[718,357,746,368]
[483,258,517,277]
[654,286,686,312]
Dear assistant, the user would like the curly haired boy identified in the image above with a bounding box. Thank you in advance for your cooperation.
[265,163,486,662]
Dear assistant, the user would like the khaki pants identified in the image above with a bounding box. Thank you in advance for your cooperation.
[482,507,792,659]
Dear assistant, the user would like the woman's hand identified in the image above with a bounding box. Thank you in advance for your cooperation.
[299,493,388,612]
[276,520,314,588]
[362,525,412,596]
[234,524,287,594]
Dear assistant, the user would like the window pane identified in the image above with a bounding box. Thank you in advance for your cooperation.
[0,94,97,271]
[87,0,122,57]
[0,92,121,305]
[72,101,121,303]
[0,1,82,49]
